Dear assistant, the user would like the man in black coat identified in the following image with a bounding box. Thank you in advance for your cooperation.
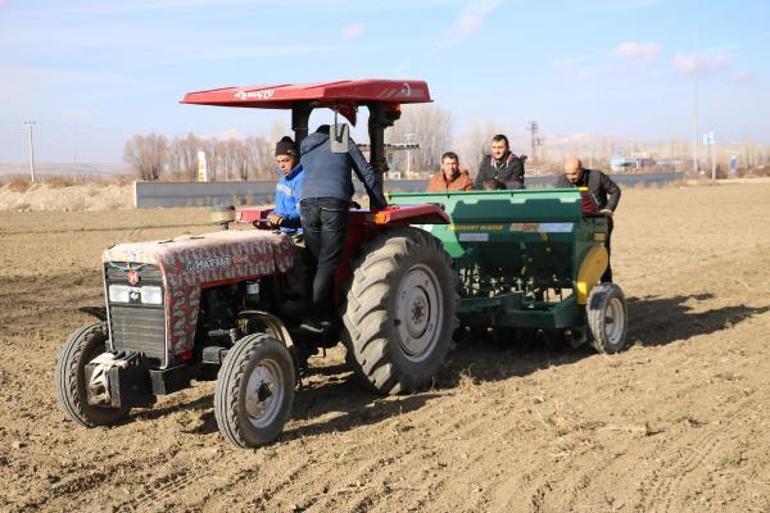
[298,125,388,333]
[474,134,525,189]
[556,157,621,283]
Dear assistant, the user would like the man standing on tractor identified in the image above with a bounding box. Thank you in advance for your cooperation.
[268,136,304,234]
[557,157,621,283]
[298,125,388,334]
[427,151,474,192]
[474,134,526,190]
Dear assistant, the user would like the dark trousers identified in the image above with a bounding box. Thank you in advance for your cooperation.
[602,219,613,283]
[299,198,349,320]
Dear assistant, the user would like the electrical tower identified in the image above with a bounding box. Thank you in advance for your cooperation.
[526,121,541,163]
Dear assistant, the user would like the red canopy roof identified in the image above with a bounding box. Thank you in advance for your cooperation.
[180,79,431,111]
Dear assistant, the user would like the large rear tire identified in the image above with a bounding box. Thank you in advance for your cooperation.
[54,322,129,427]
[586,283,629,354]
[214,334,295,448]
[343,227,458,394]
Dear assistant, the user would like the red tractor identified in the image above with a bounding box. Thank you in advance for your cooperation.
[55,80,458,448]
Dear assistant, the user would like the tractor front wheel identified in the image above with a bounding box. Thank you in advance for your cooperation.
[586,283,629,354]
[214,334,295,448]
[343,228,458,394]
[54,322,129,427]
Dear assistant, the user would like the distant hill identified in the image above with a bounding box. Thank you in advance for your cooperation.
[0,162,129,178]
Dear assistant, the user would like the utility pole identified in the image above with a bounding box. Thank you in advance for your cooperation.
[703,131,716,181]
[526,121,540,163]
[692,36,700,174]
[404,132,416,175]
[24,121,37,183]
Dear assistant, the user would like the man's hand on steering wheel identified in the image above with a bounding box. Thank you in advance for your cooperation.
[267,213,284,227]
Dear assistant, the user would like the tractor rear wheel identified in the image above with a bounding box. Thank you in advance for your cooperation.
[343,227,458,394]
[214,334,295,448]
[586,283,629,354]
[54,322,129,427]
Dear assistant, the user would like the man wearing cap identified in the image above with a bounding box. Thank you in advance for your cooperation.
[299,125,388,334]
[474,134,526,190]
[427,151,474,192]
[556,157,621,283]
[268,136,304,234]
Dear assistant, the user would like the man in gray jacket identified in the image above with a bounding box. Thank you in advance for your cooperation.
[298,125,388,333]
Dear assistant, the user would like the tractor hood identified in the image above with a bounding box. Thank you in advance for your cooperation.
[102,230,295,364]
[102,229,294,279]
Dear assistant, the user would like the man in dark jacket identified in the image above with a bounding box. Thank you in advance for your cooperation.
[298,125,388,333]
[474,134,525,189]
[556,157,621,282]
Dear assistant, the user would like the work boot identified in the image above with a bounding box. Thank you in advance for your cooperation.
[299,318,333,335]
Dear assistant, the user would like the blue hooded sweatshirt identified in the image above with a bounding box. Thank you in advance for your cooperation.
[273,163,304,233]
[299,131,387,209]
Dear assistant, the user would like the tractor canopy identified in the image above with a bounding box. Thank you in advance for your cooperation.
[180,79,432,125]
[181,79,433,174]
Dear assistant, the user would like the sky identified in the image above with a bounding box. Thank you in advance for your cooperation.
[0,0,768,162]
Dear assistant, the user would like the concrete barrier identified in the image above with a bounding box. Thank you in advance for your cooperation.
[134,181,278,208]
[134,171,684,208]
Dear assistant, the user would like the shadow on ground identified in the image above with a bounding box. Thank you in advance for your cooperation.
[131,293,770,441]
[133,366,440,441]
[627,293,770,346]
[435,292,770,388]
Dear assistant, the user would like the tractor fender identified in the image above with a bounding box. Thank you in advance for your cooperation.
[236,310,294,350]
[78,306,107,321]
[576,245,609,305]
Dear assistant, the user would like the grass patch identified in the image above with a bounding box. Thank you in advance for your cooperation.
[660,410,702,427]
[717,451,744,469]
[4,176,32,192]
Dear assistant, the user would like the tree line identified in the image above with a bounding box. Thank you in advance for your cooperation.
[124,133,277,182]
[124,105,461,181]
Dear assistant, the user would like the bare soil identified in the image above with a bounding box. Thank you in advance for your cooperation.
[1,182,769,513]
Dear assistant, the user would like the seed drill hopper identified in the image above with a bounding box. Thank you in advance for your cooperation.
[389,188,629,352]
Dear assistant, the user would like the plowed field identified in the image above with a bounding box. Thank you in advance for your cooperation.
[1,182,769,513]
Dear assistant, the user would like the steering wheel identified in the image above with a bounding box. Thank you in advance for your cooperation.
[252,218,274,229]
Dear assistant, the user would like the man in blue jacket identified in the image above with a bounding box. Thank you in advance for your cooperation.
[268,136,304,234]
[299,125,388,333]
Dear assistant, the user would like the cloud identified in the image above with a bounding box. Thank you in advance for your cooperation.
[189,44,337,61]
[433,0,502,52]
[613,41,662,60]
[552,54,611,81]
[727,71,753,83]
[673,51,732,75]
[341,22,364,41]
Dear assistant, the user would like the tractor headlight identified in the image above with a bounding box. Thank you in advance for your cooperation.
[141,285,163,305]
[108,284,131,303]
[108,284,163,305]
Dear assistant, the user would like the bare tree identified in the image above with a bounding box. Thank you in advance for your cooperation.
[456,119,506,174]
[387,105,453,173]
[178,133,201,180]
[124,131,285,182]
[123,133,168,181]
[239,136,269,179]
[203,138,222,181]
[241,135,274,179]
